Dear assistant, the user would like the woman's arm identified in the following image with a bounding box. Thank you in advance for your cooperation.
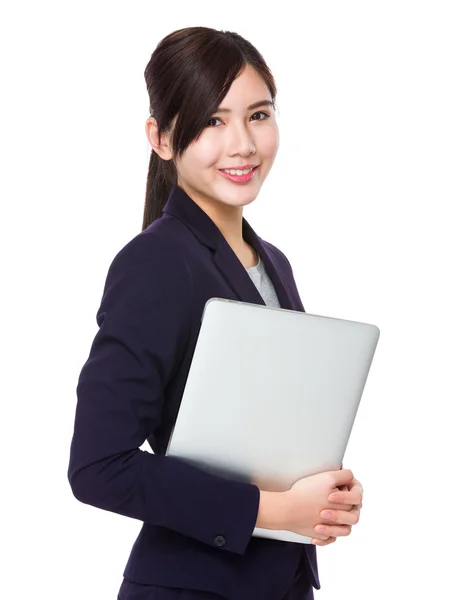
[68,233,260,556]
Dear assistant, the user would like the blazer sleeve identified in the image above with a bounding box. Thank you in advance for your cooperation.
[67,234,260,555]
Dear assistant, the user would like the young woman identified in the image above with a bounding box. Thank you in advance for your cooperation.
[68,26,364,600]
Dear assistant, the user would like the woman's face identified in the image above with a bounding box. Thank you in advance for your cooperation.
[172,64,279,214]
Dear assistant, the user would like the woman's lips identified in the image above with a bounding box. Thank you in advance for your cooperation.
[218,165,259,183]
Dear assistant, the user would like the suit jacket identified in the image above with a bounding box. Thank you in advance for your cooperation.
[68,184,321,600]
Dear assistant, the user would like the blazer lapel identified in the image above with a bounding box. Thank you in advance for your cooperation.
[162,185,294,310]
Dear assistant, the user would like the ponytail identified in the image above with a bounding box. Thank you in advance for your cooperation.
[142,145,177,231]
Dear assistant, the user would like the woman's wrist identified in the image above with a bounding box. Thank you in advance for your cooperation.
[256,489,290,530]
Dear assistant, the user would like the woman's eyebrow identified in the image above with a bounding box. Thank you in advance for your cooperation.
[216,100,274,113]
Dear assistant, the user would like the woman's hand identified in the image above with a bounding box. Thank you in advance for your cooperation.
[280,469,356,541]
[310,476,364,546]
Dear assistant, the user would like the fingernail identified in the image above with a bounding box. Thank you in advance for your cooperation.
[321,511,332,519]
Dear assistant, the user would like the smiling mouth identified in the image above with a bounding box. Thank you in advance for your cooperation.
[218,165,260,182]
[219,166,258,174]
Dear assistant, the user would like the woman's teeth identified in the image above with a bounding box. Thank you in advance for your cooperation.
[221,167,254,175]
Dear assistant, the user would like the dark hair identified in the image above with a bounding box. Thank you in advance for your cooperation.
[142,26,278,230]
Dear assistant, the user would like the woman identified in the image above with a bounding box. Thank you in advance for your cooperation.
[67,26,364,600]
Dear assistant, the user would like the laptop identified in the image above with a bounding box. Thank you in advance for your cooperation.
[165,298,380,543]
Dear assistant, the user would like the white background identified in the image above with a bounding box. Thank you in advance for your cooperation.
[1,1,469,598]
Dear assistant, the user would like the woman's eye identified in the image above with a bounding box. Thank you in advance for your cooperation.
[251,111,270,121]
[206,111,270,127]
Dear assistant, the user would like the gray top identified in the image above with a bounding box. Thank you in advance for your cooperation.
[245,250,281,308]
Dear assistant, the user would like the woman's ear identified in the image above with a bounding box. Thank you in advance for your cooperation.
[145,116,174,161]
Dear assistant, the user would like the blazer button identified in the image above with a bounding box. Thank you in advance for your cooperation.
[214,535,226,547]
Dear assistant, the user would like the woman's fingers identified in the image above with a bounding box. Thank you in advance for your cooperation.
[312,475,363,544]
[313,523,352,538]
[313,504,361,538]
[328,487,363,506]
[311,536,337,546]
[320,506,360,527]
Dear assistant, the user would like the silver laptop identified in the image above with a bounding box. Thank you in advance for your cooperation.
[165,298,380,544]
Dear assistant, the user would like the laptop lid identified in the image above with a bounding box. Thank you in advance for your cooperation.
[166,298,380,543]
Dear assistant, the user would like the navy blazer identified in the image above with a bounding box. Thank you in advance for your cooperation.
[68,184,321,599]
